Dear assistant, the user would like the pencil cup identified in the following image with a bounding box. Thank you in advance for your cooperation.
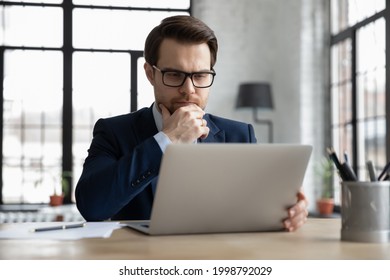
[341,181,390,243]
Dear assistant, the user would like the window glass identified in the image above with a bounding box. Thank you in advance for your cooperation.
[3,50,63,203]
[356,19,386,176]
[331,0,385,34]
[348,0,385,26]
[331,40,352,84]
[5,0,62,3]
[73,52,131,121]
[357,19,385,74]
[4,50,63,126]
[2,6,63,47]
[73,0,190,9]
[73,9,187,50]
[357,70,385,119]
[339,82,353,124]
[331,0,348,34]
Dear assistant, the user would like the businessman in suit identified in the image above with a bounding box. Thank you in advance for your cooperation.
[76,15,308,231]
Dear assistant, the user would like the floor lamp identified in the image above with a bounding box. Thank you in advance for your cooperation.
[236,82,274,143]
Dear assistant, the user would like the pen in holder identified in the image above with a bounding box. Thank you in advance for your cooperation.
[327,148,357,182]
[341,181,390,243]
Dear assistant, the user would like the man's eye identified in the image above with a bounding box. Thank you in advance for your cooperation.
[165,72,182,78]
[193,73,208,79]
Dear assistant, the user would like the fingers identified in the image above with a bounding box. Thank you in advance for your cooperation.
[284,210,308,232]
[283,190,309,232]
[199,119,209,139]
[297,190,308,206]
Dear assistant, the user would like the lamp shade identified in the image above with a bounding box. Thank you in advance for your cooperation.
[236,83,273,110]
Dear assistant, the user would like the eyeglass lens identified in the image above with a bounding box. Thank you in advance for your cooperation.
[163,71,214,88]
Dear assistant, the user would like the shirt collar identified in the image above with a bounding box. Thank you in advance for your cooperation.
[152,102,163,132]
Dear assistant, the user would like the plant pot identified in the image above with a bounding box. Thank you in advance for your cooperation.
[49,194,64,207]
[316,198,334,216]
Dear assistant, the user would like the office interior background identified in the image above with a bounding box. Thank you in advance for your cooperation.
[0,0,388,214]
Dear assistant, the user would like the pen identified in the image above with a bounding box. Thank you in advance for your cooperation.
[327,147,342,170]
[31,222,85,232]
[327,148,348,181]
[378,161,390,181]
[366,160,377,181]
[344,151,349,163]
[327,147,357,181]
[341,162,357,181]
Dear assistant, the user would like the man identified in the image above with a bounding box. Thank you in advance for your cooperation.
[75,15,308,231]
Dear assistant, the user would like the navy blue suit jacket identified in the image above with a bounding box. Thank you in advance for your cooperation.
[76,105,256,221]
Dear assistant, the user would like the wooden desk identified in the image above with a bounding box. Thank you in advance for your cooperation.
[0,218,389,260]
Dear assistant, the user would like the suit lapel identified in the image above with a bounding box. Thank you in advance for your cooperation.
[199,114,225,143]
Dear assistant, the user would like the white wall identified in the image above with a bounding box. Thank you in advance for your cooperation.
[192,0,330,211]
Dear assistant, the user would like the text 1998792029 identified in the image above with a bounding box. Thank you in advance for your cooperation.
[119,265,272,277]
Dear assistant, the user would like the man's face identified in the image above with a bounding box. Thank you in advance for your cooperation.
[144,38,212,114]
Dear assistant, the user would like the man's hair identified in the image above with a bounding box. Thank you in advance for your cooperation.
[144,15,218,68]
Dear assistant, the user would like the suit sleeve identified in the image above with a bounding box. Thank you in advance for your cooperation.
[248,123,257,143]
[75,118,163,221]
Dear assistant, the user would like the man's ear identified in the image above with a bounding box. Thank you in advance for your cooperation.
[144,63,155,85]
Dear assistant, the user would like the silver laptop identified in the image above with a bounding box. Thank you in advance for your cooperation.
[126,143,312,235]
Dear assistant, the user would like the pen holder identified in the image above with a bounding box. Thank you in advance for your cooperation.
[341,181,390,243]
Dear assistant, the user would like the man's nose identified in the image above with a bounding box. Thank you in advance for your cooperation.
[180,76,196,94]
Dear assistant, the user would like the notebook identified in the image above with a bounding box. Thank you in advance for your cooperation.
[126,143,312,235]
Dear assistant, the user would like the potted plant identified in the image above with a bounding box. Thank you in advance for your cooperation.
[315,157,335,216]
[49,171,71,206]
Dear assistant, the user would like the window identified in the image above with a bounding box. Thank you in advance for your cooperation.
[330,0,388,203]
[0,1,191,205]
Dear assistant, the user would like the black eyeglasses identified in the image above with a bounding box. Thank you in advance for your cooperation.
[153,65,216,88]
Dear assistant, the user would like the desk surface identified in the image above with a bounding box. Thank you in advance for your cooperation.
[0,218,389,260]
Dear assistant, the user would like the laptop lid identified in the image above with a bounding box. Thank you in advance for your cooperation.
[127,143,312,235]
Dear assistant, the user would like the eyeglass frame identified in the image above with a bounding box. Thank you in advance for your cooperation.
[152,65,216,88]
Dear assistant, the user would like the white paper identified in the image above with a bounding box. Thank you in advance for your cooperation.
[0,222,123,240]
